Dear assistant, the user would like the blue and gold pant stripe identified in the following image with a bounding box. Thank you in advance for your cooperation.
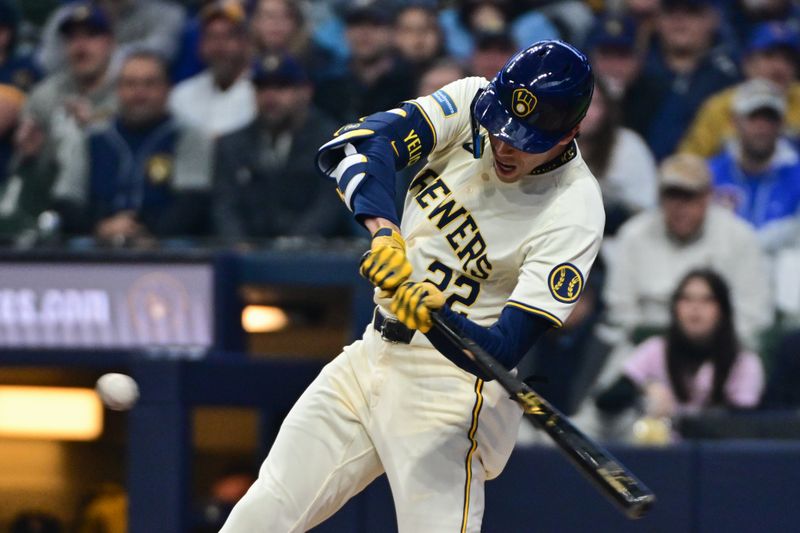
[461,378,484,533]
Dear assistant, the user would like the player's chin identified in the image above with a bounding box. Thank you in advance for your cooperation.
[493,160,522,182]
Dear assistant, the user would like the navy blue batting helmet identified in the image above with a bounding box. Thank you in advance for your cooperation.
[472,40,594,154]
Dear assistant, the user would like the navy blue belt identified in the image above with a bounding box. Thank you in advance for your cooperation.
[373,308,415,344]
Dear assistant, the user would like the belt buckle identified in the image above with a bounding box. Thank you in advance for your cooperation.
[380,316,400,343]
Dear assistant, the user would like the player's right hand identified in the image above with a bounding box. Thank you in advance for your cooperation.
[359,228,412,293]
[390,281,445,333]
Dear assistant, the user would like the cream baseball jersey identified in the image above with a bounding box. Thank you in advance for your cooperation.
[385,76,604,330]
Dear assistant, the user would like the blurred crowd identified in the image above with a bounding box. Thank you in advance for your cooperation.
[0,0,797,443]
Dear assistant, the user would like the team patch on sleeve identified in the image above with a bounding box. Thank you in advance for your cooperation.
[432,89,457,117]
[548,263,584,304]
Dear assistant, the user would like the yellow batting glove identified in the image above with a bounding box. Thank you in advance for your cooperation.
[390,281,446,333]
[359,228,412,293]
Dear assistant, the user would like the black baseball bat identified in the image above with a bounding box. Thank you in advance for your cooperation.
[430,312,656,519]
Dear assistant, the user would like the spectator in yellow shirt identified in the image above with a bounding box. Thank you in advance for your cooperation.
[680,22,800,157]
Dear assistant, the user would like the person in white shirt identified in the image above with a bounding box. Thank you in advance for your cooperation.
[603,153,772,349]
[578,78,658,233]
[168,0,255,137]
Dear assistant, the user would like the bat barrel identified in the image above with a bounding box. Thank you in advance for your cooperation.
[626,494,656,519]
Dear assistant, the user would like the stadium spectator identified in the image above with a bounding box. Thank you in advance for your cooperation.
[577,78,658,234]
[0,0,41,92]
[438,0,558,59]
[213,55,349,241]
[250,0,339,81]
[416,58,467,97]
[314,1,414,123]
[52,50,213,243]
[603,153,772,350]
[0,85,46,243]
[393,2,445,85]
[585,13,645,100]
[632,0,739,160]
[680,22,800,157]
[519,0,595,45]
[594,269,764,442]
[169,0,255,137]
[626,0,661,43]
[0,83,22,181]
[468,31,517,81]
[720,0,800,52]
[584,12,665,136]
[3,2,117,240]
[37,0,185,74]
[760,329,800,409]
[708,78,800,254]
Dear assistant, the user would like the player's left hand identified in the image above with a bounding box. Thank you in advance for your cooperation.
[390,281,445,333]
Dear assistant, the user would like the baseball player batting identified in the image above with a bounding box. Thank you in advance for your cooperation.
[221,40,603,532]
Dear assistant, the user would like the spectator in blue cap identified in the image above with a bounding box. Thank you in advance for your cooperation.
[586,13,665,137]
[681,22,800,157]
[37,0,185,74]
[20,2,117,144]
[213,55,351,240]
[0,0,41,92]
[630,0,740,160]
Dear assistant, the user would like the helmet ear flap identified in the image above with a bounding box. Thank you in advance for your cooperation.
[469,89,486,159]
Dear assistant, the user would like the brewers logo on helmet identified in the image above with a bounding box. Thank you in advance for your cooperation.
[511,89,537,118]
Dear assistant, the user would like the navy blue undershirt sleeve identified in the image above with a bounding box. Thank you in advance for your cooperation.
[316,103,435,228]
[350,138,402,226]
[424,305,554,380]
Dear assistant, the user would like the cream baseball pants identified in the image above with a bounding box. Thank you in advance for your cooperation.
[220,325,522,532]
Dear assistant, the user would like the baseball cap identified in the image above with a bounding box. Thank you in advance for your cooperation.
[746,22,800,55]
[586,14,637,52]
[57,2,112,36]
[252,55,309,87]
[342,0,394,26]
[659,154,711,192]
[732,78,786,117]
[200,0,247,26]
